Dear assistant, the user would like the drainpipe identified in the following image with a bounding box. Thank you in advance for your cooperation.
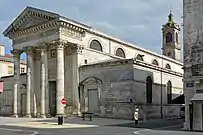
[161,48,163,118]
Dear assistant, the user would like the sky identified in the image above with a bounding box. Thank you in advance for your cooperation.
[0,0,183,60]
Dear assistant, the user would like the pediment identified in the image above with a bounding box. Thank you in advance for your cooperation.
[3,6,59,37]
[81,77,102,85]
[19,16,50,29]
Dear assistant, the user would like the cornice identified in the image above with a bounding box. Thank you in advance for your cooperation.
[10,20,58,39]
[80,59,134,71]
[80,59,183,77]
[9,19,86,40]
[0,57,26,64]
[15,10,55,30]
[134,60,183,77]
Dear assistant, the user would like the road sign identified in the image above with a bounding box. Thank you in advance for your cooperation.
[61,98,67,106]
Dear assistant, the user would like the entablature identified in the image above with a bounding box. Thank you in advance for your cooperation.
[9,20,86,40]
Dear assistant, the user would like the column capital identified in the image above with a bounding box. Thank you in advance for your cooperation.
[52,39,68,49]
[73,44,84,54]
[35,43,49,51]
[10,49,23,58]
[23,46,35,55]
[66,44,84,55]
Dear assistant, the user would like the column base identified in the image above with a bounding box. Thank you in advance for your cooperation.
[46,113,52,118]
[40,114,46,118]
[56,114,65,117]
[11,114,18,118]
[24,114,32,118]
[33,113,37,117]
[72,110,79,116]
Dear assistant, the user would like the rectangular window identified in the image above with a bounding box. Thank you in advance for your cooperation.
[20,67,25,73]
[8,66,13,74]
[51,50,56,58]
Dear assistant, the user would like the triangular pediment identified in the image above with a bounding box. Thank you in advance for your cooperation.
[19,16,50,29]
[81,77,103,85]
[3,6,60,37]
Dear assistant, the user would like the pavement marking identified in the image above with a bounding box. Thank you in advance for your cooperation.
[30,131,39,135]
[133,129,151,135]
[0,127,39,135]
[133,124,182,135]
[6,122,99,129]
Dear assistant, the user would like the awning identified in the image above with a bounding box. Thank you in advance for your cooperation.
[191,93,203,103]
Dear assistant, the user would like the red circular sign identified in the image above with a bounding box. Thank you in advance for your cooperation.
[61,98,67,105]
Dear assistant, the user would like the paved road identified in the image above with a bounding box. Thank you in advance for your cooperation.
[0,117,202,135]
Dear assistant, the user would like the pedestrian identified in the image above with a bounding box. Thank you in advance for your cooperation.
[134,108,139,125]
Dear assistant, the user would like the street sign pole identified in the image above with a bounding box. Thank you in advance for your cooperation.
[58,98,67,125]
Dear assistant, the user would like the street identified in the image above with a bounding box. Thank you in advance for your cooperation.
[0,117,202,135]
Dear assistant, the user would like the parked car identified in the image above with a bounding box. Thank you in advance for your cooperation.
[180,104,185,119]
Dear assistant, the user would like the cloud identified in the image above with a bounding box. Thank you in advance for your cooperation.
[0,0,183,59]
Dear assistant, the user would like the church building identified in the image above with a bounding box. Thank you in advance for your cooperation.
[0,7,183,120]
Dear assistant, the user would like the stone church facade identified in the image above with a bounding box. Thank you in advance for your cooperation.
[0,6,183,120]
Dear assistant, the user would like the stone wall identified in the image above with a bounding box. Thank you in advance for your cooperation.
[0,89,13,116]
[80,62,183,120]
[97,102,182,120]
[0,105,12,116]
[0,74,27,116]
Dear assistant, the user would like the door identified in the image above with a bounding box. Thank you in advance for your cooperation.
[21,93,26,116]
[49,81,56,116]
[202,104,203,129]
[88,89,98,114]
[189,103,193,130]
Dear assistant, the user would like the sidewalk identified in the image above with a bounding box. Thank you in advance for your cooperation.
[0,116,183,129]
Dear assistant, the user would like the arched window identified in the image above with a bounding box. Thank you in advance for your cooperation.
[165,64,171,69]
[152,59,159,66]
[176,32,179,43]
[136,54,144,61]
[115,48,125,58]
[146,76,152,103]
[90,40,103,52]
[167,81,172,104]
[166,32,172,43]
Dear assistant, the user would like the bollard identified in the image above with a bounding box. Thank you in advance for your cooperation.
[58,116,63,125]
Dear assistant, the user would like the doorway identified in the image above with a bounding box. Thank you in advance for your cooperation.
[88,89,99,114]
[20,93,26,116]
[49,81,56,117]
[189,103,193,130]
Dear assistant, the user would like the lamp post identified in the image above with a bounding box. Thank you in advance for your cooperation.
[161,48,163,118]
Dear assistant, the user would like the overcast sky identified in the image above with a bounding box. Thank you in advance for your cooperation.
[0,0,183,59]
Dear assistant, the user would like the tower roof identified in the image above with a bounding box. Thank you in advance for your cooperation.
[166,10,175,26]
[162,10,180,30]
[168,11,174,23]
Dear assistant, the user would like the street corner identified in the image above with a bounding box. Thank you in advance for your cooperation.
[5,121,99,129]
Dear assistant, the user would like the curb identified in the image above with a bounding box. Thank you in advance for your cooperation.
[139,117,182,122]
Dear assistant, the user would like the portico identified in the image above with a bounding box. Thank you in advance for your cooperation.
[3,7,85,117]
[9,41,83,117]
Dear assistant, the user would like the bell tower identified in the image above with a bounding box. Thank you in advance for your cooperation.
[162,11,181,61]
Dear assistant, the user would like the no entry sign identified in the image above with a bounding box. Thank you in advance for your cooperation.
[61,98,67,106]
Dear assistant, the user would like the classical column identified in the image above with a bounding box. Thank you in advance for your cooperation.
[56,42,65,116]
[39,46,48,118]
[10,49,22,118]
[72,45,83,115]
[24,47,34,118]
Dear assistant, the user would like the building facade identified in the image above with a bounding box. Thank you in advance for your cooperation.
[0,44,26,77]
[0,6,183,119]
[183,0,203,131]
[0,44,26,115]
